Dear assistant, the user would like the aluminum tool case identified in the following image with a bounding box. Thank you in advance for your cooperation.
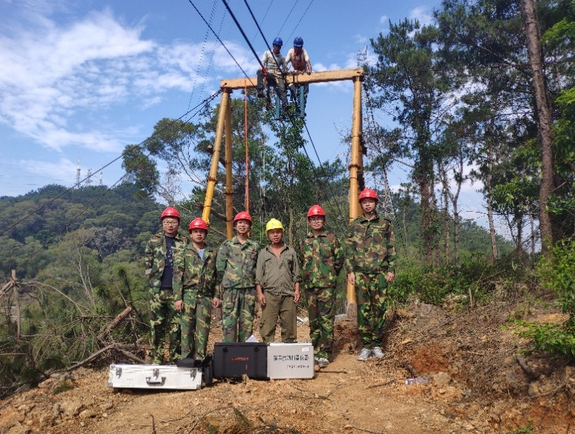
[108,364,202,390]
[213,342,268,379]
[267,342,314,379]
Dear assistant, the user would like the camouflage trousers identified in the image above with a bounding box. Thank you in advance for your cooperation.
[180,290,213,360]
[221,287,256,343]
[306,286,336,360]
[355,272,389,348]
[149,289,180,364]
[259,292,297,343]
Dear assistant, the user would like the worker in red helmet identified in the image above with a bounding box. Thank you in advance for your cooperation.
[300,205,344,368]
[144,206,188,364]
[345,188,396,362]
[214,211,260,342]
[173,218,217,360]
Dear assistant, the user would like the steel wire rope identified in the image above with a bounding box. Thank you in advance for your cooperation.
[275,0,299,38]
[238,0,284,74]
[300,119,353,227]
[186,0,220,111]
[0,90,222,239]
[188,0,256,84]
[212,0,343,229]
[251,0,274,41]
[285,0,314,43]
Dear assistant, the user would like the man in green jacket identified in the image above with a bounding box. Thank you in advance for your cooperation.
[256,218,301,343]
[144,206,188,364]
[345,189,396,361]
[300,205,343,368]
[215,211,259,342]
[173,218,217,360]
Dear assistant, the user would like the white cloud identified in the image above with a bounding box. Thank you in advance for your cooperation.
[17,157,77,180]
[0,6,256,155]
[409,6,434,27]
[379,14,390,25]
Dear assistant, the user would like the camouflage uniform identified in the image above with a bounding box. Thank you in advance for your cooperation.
[345,213,396,348]
[300,230,344,360]
[173,244,217,360]
[144,231,188,364]
[216,237,260,342]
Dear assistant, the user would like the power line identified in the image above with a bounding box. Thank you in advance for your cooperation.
[276,0,299,37]
[0,90,222,238]
[188,0,255,84]
[240,0,281,72]
[285,0,314,43]
[187,0,220,112]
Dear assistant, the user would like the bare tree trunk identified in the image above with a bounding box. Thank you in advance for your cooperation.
[487,197,498,261]
[516,212,524,252]
[451,155,464,268]
[520,0,554,253]
[439,163,451,266]
[486,141,499,261]
[417,174,434,265]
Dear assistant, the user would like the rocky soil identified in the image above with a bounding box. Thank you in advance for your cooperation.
[1,292,574,434]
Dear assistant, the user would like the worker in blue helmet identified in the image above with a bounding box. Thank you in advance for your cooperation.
[256,37,288,109]
[285,36,312,116]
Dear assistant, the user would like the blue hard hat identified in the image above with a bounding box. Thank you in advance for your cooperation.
[272,37,283,47]
[293,37,304,48]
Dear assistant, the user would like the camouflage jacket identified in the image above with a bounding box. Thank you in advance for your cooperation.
[299,230,344,290]
[256,244,301,296]
[144,231,188,293]
[216,236,260,294]
[344,213,396,274]
[173,244,217,300]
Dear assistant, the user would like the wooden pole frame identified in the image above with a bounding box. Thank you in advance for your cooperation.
[201,89,231,225]
[201,68,364,307]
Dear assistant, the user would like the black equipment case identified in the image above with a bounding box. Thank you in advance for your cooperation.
[213,342,268,379]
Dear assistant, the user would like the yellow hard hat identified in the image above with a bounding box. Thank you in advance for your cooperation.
[265,218,284,233]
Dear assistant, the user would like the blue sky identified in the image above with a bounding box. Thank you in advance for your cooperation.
[0,0,444,197]
[0,0,507,233]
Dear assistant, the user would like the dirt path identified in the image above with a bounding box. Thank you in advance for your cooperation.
[1,298,574,434]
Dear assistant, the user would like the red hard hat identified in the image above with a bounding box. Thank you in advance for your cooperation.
[359,188,379,203]
[307,205,326,218]
[188,218,208,232]
[233,211,253,225]
[161,206,180,221]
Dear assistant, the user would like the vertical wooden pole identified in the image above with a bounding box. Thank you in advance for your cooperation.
[12,270,21,339]
[202,90,231,225]
[347,76,363,307]
[224,94,234,239]
[244,83,250,214]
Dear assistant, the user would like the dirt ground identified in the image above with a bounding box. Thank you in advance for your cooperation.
[1,293,575,434]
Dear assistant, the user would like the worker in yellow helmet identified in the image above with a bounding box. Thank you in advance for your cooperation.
[256,218,301,343]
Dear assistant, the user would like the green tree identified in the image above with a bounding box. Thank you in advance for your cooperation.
[368,19,446,265]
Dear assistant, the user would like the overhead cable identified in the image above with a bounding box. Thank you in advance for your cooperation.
[188,0,255,84]
[0,90,222,238]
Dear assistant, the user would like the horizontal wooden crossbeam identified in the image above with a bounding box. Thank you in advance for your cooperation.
[219,68,364,90]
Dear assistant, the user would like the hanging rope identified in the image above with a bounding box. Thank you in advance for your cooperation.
[244,80,250,213]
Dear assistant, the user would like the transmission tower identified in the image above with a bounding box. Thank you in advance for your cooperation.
[76,159,81,185]
[85,169,93,186]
